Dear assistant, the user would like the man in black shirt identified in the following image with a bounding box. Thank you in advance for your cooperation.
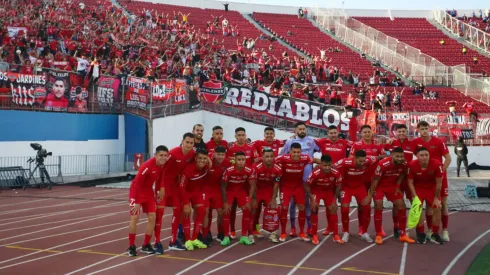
[193,124,207,150]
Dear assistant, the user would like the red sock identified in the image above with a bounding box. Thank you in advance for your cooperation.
[171,207,181,243]
[298,210,306,234]
[206,209,213,235]
[280,207,288,235]
[357,207,362,227]
[426,213,433,229]
[183,216,191,241]
[192,207,205,240]
[230,201,237,233]
[217,215,224,235]
[326,211,332,231]
[154,208,164,244]
[374,209,383,236]
[143,234,151,246]
[442,214,449,230]
[416,225,425,234]
[392,210,399,230]
[432,225,440,234]
[311,210,319,234]
[254,204,262,228]
[341,207,350,233]
[241,208,251,236]
[129,233,136,246]
[248,209,255,235]
[398,208,407,236]
[362,205,371,233]
[329,213,339,235]
[223,212,230,236]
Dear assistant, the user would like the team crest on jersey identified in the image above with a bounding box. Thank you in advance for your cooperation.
[430,146,436,149]
[330,177,334,180]
[186,159,192,163]
[246,150,251,154]
[243,175,247,179]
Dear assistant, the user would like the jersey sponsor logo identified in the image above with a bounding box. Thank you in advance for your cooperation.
[286,169,303,173]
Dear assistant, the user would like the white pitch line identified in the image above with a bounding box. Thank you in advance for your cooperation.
[64,254,127,275]
[399,243,408,275]
[86,255,154,275]
[441,228,490,275]
[286,209,356,275]
[0,213,112,232]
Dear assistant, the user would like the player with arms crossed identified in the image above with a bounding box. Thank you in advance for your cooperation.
[252,127,286,160]
[155,133,196,252]
[304,154,344,245]
[407,147,445,245]
[252,147,283,242]
[127,146,169,257]
[365,147,415,245]
[220,152,256,246]
[314,125,352,235]
[179,149,210,251]
[412,121,451,242]
[335,150,376,243]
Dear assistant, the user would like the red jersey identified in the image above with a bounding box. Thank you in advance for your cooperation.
[275,154,312,189]
[385,138,415,162]
[252,162,283,190]
[44,93,69,109]
[373,157,407,187]
[158,147,195,191]
[222,165,256,192]
[334,156,376,188]
[205,158,232,192]
[407,159,443,190]
[206,138,228,153]
[226,142,255,166]
[252,139,285,157]
[350,140,386,158]
[179,164,208,204]
[306,167,341,192]
[412,137,449,163]
[315,138,352,162]
[129,157,163,203]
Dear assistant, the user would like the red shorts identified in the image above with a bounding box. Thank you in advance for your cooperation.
[311,190,336,208]
[129,198,156,215]
[374,185,403,202]
[156,188,180,207]
[188,191,208,207]
[416,188,441,208]
[280,186,306,207]
[256,188,273,206]
[206,191,223,209]
[341,186,368,205]
[442,172,448,198]
[226,189,249,208]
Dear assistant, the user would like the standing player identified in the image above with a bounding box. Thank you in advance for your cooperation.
[252,127,286,160]
[192,124,207,150]
[314,125,352,235]
[349,125,386,236]
[304,154,344,245]
[252,148,283,242]
[407,147,445,245]
[206,126,228,153]
[276,142,317,242]
[335,150,376,243]
[220,152,256,246]
[282,122,320,237]
[203,146,232,244]
[412,121,451,242]
[365,147,415,245]
[127,146,168,256]
[155,133,195,252]
[179,149,209,251]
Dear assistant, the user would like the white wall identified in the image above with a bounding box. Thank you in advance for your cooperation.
[447,146,490,168]
[0,116,125,157]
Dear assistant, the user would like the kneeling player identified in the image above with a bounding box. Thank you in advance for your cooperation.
[179,149,210,251]
[366,147,415,245]
[253,148,282,243]
[221,152,256,246]
[407,147,445,245]
[305,154,344,245]
[127,146,168,256]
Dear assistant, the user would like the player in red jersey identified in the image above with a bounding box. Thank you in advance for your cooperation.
[155,133,196,252]
[179,149,209,251]
[412,121,452,242]
[127,146,169,257]
[220,152,256,246]
[206,126,228,153]
[366,147,415,245]
[276,142,318,242]
[252,126,286,159]
[304,154,344,245]
[252,147,283,243]
[349,125,386,236]
[226,127,255,239]
[314,125,352,235]
[203,146,232,245]
[335,150,376,243]
[385,124,415,235]
[407,147,445,245]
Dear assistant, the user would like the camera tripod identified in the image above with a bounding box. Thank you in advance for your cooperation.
[24,158,53,190]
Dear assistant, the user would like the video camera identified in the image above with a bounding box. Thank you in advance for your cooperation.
[30,143,52,164]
